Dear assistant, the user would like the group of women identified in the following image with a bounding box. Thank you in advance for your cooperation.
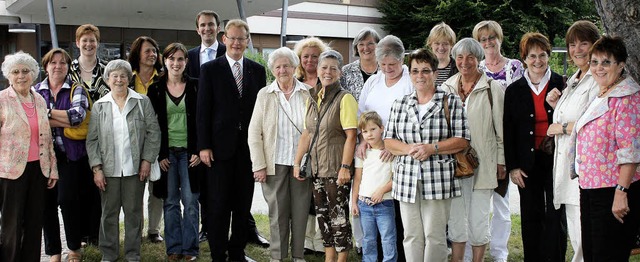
[0,17,638,262]
[0,24,202,262]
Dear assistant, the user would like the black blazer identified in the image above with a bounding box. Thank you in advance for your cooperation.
[503,71,565,174]
[187,43,226,78]
[147,77,200,197]
[196,55,266,160]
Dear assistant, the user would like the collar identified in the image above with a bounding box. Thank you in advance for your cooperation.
[606,76,640,98]
[225,54,243,69]
[524,67,551,92]
[36,76,73,91]
[97,89,143,104]
[266,78,307,94]
[200,41,219,54]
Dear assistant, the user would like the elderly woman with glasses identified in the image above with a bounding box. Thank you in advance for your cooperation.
[0,51,58,262]
[503,33,567,262]
[293,50,358,262]
[86,59,160,262]
[385,48,470,261]
[248,47,312,262]
[573,36,640,261]
[440,38,505,262]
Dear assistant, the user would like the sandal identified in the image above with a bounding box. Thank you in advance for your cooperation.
[66,250,82,262]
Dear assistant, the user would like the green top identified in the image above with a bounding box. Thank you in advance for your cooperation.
[167,93,188,148]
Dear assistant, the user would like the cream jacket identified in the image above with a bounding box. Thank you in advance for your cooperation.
[248,80,311,175]
[441,73,505,189]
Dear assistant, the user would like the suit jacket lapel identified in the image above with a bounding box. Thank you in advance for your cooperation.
[8,88,29,125]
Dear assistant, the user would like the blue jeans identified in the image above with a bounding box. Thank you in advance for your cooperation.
[163,150,200,256]
[358,198,397,262]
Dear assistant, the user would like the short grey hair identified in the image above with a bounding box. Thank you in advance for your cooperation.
[103,59,133,83]
[375,35,405,62]
[451,38,485,61]
[1,51,39,81]
[318,50,343,69]
[352,27,381,56]
[267,47,299,72]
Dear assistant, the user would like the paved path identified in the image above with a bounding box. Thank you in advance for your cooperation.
[42,181,521,261]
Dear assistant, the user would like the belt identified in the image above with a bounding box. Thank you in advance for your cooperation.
[358,195,376,206]
[169,147,187,153]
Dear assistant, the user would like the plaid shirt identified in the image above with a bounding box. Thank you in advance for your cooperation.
[69,58,110,102]
[384,90,470,202]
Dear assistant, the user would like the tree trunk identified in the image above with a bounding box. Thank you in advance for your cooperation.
[593,0,640,82]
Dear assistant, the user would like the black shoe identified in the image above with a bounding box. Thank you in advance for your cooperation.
[356,247,362,256]
[247,233,270,248]
[148,233,164,243]
[304,248,315,255]
[199,231,208,243]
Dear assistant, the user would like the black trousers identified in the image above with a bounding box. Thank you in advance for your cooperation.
[581,180,640,262]
[206,137,255,261]
[0,161,48,262]
[43,153,98,254]
[517,150,567,262]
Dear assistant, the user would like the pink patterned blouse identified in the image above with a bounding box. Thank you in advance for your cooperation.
[575,77,640,189]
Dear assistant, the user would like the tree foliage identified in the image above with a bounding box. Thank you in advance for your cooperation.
[378,0,599,59]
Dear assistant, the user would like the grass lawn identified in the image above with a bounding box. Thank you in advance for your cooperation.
[80,214,640,262]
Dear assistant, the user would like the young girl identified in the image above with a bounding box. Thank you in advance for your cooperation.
[351,111,397,262]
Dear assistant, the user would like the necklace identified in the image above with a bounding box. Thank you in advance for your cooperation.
[458,73,481,99]
[19,92,36,117]
[79,60,96,73]
[360,63,378,76]
[598,75,625,97]
[531,82,540,85]
[281,88,294,95]
[486,56,504,67]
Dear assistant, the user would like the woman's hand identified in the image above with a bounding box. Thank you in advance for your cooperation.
[546,123,563,137]
[409,143,433,161]
[510,168,528,188]
[370,189,385,204]
[612,189,630,223]
[253,169,267,183]
[139,160,151,181]
[546,88,562,108]
[497,164,507,180]
[47,177,58,189]
[94,170,106,192]
[189,154,201,168]
[351,201,360,217]
[293,166,305,181]
[159,158,170,172]
[337,168,351,185]
[356,142,370,160]
[380,148,395,162]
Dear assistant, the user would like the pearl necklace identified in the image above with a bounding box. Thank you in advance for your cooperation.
[485,56,504,67]
[79,60,96,73]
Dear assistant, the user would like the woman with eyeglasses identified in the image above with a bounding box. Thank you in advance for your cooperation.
[503,32,567,262]
[0,51,58,262]
[472,20,524,262]
[544,20,600,262]
[440,38,505,262]
[573,36,640,261]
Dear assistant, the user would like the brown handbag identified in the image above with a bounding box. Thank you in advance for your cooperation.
[443,94,479,178]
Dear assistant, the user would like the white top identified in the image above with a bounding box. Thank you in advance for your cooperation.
[271,81,307,166]
[355,149,393,200]
[105,91,138,177]
[225,54,243,70]
[524,67,551,95]
[552,70,598,208]
[358,65,413,126]
[417,100,434,120]
[200,41,219,65]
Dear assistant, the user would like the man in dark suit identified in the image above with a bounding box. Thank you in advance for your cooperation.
[188,11,269,250]
[197,19,267,262]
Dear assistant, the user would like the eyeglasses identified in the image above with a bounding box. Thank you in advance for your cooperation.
[479,35,498,43]
[10,68,31,75]
[527,53,549,61]
[410,69,434,75]
[589,59,617,68]
[225,35,248,42]
[357,42,376,48]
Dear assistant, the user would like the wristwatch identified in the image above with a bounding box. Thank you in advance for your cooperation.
[616,184,629,192]
[562,122,568,134]
[47,109,52,119]
[340,164,351,169]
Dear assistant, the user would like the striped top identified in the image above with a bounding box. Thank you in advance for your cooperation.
[436,63,453,88]
[273,83,306,166]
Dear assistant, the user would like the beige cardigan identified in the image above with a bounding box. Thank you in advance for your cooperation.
[441,73,505,189]
[248,79,311,175]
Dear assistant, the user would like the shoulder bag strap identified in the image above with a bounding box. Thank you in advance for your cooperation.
[443,93,451,138]
[275,94,302,134]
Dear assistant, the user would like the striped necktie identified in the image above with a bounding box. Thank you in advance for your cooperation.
[205,48,214,63]
[233,61,243,97]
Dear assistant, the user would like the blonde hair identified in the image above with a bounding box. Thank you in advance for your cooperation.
[426,22,456,47]
[292,37,329,80]
[472,20,504,43]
